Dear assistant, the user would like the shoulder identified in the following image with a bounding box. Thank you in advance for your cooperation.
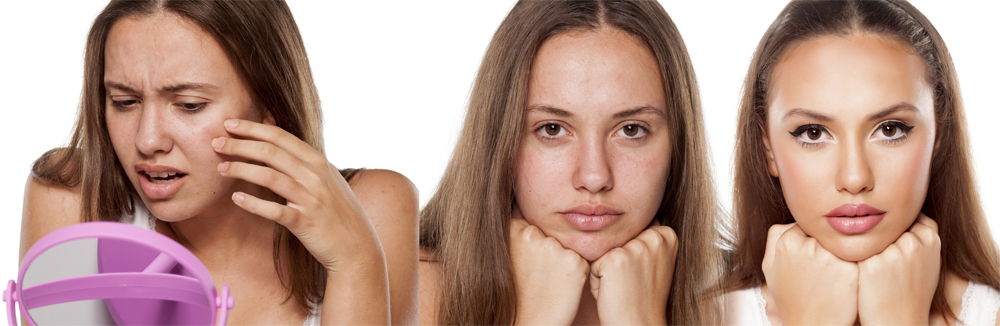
[348,169,418,211]
[20,173,82,262]
[419,248,441,326]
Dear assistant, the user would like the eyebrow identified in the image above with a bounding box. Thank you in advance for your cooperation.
[867,103,918,121]
[781,108,832,122]
[526,105,667,119]
[781,102,919,123]
[104,82,218,93]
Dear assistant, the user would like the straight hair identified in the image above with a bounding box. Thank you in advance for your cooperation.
[420,0,722,324]
[724,0,1000,321]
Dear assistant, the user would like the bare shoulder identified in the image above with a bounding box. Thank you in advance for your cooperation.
[348,169,419,325]
[419,248,441,326]
[20,173,82,262]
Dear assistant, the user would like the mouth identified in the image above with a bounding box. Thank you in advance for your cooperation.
[825,204,886,235]
[143,171,187,184]
[559,204,624,231]
[134,164,188,199]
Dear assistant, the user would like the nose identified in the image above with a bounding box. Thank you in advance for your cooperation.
[572,137,614,193]
[134,105,173,156]
[835,139,874,194]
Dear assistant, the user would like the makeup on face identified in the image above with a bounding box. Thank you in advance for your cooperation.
[766,34,936,261]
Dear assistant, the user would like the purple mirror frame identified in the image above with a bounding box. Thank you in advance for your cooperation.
[3,222,234,326]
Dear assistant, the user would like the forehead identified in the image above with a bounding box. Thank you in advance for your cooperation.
[528,28,666,116]
[768,34,932,120]
[104,12,238,90]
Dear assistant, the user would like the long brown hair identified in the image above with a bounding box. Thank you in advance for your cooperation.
[420,0,722,324]
[724,0,1000,321]
[30,0,356,312]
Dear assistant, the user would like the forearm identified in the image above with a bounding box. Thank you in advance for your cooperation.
[321,252,391,325]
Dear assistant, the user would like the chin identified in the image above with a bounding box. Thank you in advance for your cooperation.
[814,234,893,262]
[558,233,625,262]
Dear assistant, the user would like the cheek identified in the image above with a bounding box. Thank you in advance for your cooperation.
[610,145,669,218]
[515,144,571,219]
[771,142,832,223]
[871,138,933,219]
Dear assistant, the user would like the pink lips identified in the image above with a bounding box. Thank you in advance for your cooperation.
[560,204,624,231]
[825,204,886,235]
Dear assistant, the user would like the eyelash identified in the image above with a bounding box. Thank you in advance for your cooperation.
[109,99,207,112]
[788,124,830,148]
[788,121,915,148]
[871,120,914,145]
[534,123,649,142]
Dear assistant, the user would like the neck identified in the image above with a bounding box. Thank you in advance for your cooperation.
[162,182,280,264]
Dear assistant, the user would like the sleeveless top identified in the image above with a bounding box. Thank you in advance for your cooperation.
[127,199,323,326]
[723,283,1000,326]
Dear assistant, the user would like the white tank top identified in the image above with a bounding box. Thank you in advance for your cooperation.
[724,282,1000,326]
[128,199,323,325]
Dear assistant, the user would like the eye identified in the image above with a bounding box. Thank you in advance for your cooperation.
[789,124,832,146]
[870,120,914,144]
[615,124,647,138]
[536,123,568,138]
[110,96,140,111]
[176,102,207,111]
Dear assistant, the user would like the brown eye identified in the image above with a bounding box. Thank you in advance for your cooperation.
[881,124,897,137]
[544,124,561,136]
[624,125,637,136]
[807,128,822,140]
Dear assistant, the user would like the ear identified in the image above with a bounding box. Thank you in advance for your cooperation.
[262,110,276,126]
[762,129,780,178]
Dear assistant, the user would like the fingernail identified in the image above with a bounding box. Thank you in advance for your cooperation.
[218,162,229,173]
[225,119,239,129]
[212,138,226,149]
[232,192,244,204]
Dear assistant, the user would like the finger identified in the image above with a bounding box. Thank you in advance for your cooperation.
[222,119,329,168]
[231,191,298,228]
[212,136,314,181]
[762,223,797,274]
[647,226,678,250]
[589,270,601,301]
[219,161,308,204]
[910,213,939,234]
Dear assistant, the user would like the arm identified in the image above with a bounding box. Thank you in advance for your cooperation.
[418,250,440,326]
[20,174,81,263]
[349,170,420,325]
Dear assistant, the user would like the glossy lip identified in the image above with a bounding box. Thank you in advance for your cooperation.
[134,163,188,200]
[824,203,886,235]
[559,204,624,231]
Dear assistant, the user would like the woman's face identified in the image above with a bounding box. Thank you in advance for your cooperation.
[515,28,671,262]
[765,35,936,262]
[104,13,265,222]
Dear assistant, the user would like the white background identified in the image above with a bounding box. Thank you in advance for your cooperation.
[2,1,997,282]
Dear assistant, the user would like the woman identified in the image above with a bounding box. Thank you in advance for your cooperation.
[723,0,1000,324]
[419,0,722,324]
[20,1,418,324]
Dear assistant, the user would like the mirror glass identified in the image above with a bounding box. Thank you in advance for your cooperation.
[19,232,213,325]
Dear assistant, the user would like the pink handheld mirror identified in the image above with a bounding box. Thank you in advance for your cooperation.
[3,222,234,325]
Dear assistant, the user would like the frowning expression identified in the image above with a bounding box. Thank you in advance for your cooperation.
[105,13,264,221]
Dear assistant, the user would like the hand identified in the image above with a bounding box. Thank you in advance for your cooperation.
[212,119,386,273]
[509,215,589,325]
[589,223,677,325]
[762,224,858,325]
[857,214,940,325]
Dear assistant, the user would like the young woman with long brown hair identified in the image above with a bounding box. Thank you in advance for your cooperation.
[419,0,722,324]
[20,1,418,324]
[723,0,1000,324]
